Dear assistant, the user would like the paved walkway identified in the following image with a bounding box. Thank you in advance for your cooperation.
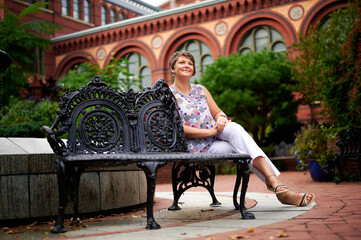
[1,171,360,240]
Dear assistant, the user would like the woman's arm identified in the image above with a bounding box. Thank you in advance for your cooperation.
[201,86,229,132]
[182,125,219,139]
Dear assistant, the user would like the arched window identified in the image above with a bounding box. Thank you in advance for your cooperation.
[119,13,125,21]
[73,0,80,19]
[238,26,286,54]
[178,40,213,82]
[41,0,49,9]
[62,0,70,16]
[110,9,116,23]
[120,53,151,90]
[84,0,91,23]
[101,6,107,25]
[320,16,331,28]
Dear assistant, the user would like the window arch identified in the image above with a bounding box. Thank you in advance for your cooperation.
[178,40,213,82]
[101,6,108,25]
[110,9,116,23]
[238,26,286,55]
[73,0,80,19]
[84,0,91,23]
[121,52,151,90]
[119,12,125,21]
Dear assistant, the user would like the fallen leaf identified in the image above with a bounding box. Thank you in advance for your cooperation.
[5,230,14,234]
[201,209,214,212]
[247,227,254,233]
[131,215,138,219]
[277,231,288,238]
[28,221,37,227]
[180,232,187,235]
[230,235,245,239]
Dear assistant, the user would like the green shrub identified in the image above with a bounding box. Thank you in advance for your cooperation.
[0,98,58,137]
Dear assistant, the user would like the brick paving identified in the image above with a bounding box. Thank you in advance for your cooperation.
[1,171,360,240]
[172,171,361,240]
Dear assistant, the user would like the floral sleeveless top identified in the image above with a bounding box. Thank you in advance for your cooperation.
[170,84,215,153]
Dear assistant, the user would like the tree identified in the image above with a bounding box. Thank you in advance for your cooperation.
[0,2,60,106]
[291,1,360,127]
[200,50,298,146]
[57,57,142,92]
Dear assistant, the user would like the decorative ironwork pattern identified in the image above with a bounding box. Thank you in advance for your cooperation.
[146,110,176,148]
[79,109,120,152]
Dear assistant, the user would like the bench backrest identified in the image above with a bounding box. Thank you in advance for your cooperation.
[336,128,361,155]
[50,76,188,155]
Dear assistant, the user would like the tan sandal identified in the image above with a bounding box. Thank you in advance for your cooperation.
[299,193,315,207]
[265,175,289,194]
[267,185,289,195]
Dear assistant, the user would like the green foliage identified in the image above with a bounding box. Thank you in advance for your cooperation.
[291,2,361,127]
[58,57,142,92]
[0,2,61,106]
[290,124,339,169]
[0,97,58,137]
[200,50,298,146]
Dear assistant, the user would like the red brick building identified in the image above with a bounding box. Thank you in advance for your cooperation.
[2,0,348,123]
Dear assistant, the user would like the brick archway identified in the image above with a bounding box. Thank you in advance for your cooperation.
[56,52,96,79]
[300,0,348,35]
[225,11,297,56]
[107,40,157,82]
[160,27,221,83]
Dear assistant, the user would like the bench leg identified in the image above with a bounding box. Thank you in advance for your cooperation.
[51,160,86,234]
[168,163,221,211]
[335,157,345,184]
[69,166,86,228]
[233,160,255,219]
[51,160,68,233]
[137,161,166,229]
[207,165,222,207]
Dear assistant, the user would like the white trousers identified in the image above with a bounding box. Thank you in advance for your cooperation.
[207,122,280,183]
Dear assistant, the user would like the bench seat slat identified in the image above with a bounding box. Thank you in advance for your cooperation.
[64,152,250,162]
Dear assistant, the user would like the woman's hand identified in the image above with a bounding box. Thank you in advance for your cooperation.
[215,115,229,132]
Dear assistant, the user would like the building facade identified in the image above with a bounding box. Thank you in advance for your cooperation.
[2,0,348,122]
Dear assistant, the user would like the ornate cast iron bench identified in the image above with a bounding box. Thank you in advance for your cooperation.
[335,128,361,183]
[42,76,254,233]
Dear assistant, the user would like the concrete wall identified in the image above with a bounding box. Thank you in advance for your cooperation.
[0,138,147,220]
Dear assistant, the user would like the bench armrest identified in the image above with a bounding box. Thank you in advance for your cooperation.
[42,125,66,155]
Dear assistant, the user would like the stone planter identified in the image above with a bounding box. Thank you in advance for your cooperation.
[0,137,147,220]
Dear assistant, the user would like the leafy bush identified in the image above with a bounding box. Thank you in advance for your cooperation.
[0,97,58,137]
[57,57,142,93]
[291,2,361,127]
[290,124,338,169]
[200,50,297,147]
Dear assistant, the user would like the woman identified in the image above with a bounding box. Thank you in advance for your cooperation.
[168,50,315,207]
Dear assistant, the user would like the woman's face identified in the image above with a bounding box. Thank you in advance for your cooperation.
[171,56,194,80]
